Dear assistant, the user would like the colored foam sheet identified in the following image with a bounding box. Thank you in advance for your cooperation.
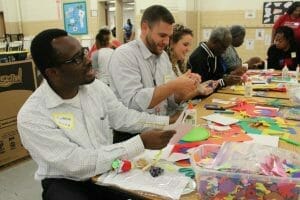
[181,127,210,142]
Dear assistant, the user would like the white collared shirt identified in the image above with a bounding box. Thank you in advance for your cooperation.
[17,80,169,181]
[109,39,178,115]
[97,47,114,85]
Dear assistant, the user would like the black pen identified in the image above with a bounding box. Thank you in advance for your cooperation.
[205,107,225,111]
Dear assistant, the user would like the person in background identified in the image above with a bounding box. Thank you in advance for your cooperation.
[17,28,175,200]
[272,2,300,46]
[188,27,246,87]
[88,28,121,60]
[222,25,245,73]
[124,19,134,43]
[268,26,300,70]
[91,28,110,72]
[93,27,114,85]
[166,24,216,99]
[222,25,263,71]
[109,26,122,49]
[109,5,201,142]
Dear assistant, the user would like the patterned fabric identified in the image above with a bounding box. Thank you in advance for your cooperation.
[222,45,242,73]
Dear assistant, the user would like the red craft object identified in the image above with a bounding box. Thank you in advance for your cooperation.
[121,160,132,172]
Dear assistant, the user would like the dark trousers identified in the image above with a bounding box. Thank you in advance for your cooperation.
[113,130,139,143]
[42,178,147,200]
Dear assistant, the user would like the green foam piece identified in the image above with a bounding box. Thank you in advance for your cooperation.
[181,127,210,142]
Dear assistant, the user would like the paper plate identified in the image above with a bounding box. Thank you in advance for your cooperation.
[181,179,196,195]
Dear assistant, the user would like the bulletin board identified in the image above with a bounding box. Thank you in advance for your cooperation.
[63,1,88,35]
[262,1,293,24]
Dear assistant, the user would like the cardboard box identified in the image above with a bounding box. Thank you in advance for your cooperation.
[0,60,37,166]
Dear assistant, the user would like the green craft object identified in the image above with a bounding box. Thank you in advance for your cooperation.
[112,159,121,169]
[181,127,210,142]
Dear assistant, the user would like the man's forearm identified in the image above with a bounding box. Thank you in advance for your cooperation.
[148,82,176,109]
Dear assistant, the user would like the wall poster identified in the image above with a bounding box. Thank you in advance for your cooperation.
[63,1,88,35]
[263,1,293,24]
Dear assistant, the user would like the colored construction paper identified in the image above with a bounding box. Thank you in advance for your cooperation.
[180,127,210,142]
[245,134,279,147]
[208,125,253,144]
[168,123,193,144]
[238,121,262,134]
[201,113,239,125]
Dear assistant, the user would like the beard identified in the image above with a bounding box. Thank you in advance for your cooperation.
[145,33,163,55]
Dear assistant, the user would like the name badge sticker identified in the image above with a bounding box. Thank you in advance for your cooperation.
[291,52,296,58]
[52,113,74,129]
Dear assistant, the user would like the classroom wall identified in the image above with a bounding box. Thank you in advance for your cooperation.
[1,0,19,34]
[0,0,3,11]
[0,0,298,60]
[198,0,298,61]
[135,0,200,50]
[0,0,99,39]
[20,0,62,35]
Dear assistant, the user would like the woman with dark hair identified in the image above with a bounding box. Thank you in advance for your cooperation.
[272,2,300,45]
[166,24,217,99]
[93,28,114,85]
[268,26,300,70]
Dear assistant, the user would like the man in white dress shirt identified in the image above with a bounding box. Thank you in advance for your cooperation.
[109,5,201,142]
[17,29,175,200]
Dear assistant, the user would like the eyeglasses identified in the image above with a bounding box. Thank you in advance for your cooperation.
[58,47,88,65]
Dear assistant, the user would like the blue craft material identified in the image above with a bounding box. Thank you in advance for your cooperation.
[293,172,300,178]
[283,127,297,135]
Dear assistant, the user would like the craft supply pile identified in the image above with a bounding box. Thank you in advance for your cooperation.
[97,90,300,199]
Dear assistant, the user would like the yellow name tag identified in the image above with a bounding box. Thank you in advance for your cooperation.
[52,113,74,129]
[164,75,172,83]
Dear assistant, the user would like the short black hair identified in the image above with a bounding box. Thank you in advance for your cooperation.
[141,5,175,28]
[287,2,300,15]
[30,29,68,78]
[230,25,246,38]
[275,26,295,46]
[95,28,111,48]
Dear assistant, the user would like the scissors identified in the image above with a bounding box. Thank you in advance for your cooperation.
[178,168,195,179]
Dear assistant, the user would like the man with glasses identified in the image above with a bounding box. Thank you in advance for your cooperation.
[188,27,246,87]
[109,5,201,142]
[17,28,175,200]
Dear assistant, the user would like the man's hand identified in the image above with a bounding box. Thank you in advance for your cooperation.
[173,71,198,93]
[223,75,242,86]
[185,70,201,85]
[223,67,247,86]
[172,70,201,102]
[140,129,176,150]
[230,66,247,76]
[197,80,218,96]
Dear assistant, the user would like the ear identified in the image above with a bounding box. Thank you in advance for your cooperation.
[141,21,149,34]
[45,67,59,80]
